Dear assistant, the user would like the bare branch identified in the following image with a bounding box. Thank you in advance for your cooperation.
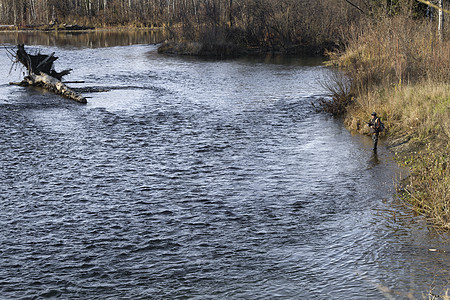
[344,0,368,15]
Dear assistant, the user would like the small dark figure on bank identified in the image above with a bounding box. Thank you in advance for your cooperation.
[368,112,382,151]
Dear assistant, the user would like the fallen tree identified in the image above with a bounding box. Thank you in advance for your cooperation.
[9,44,87,103]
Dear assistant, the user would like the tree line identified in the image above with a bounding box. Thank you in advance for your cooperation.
[0,0,436,25]
[0,0,443,54]
[0,0,434,27]
[0,0,166,26]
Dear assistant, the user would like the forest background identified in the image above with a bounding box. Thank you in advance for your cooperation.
[1,0,449,229]
[0,0,442,54]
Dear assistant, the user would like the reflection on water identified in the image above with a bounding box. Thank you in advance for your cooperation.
[0,29,165,48]
[243,54,325,67]
[368,152,380,169]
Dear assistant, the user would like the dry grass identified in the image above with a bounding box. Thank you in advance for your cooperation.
[328,16,449,91]
[345,82,449,136]
[327,13,450,230]
[343,81,449,230]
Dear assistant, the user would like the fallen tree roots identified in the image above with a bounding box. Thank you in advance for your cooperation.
[9,44,87,103]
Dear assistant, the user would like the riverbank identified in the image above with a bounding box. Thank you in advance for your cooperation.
[156,39,332,57]
[157,40,245,57]
[0,23,95,31]
[344,82,449,230]
[325,15,449,230]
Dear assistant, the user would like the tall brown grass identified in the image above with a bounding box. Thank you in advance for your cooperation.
[328,13,449,230]
[328,15,449,92]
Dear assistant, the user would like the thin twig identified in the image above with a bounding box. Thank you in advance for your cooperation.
[344,0,368,15]
[3,46,16,61]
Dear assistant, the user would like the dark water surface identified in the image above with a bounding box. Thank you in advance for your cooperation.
[0,35,448,299]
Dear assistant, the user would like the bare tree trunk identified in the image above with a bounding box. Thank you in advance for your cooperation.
[22,0,27,25]
[29,0,35,22]
[438,0,443,41]
[192,0,198,23]
[229,0,232,27]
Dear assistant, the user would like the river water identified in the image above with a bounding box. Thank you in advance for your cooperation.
[0,31,448,299]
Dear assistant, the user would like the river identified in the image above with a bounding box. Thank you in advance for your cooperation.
[0,31,448,299]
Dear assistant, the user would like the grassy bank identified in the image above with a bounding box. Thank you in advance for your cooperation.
[345,82,449,230]
[327,15,449,230]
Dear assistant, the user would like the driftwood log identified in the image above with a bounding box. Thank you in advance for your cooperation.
[9,44,87,103]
